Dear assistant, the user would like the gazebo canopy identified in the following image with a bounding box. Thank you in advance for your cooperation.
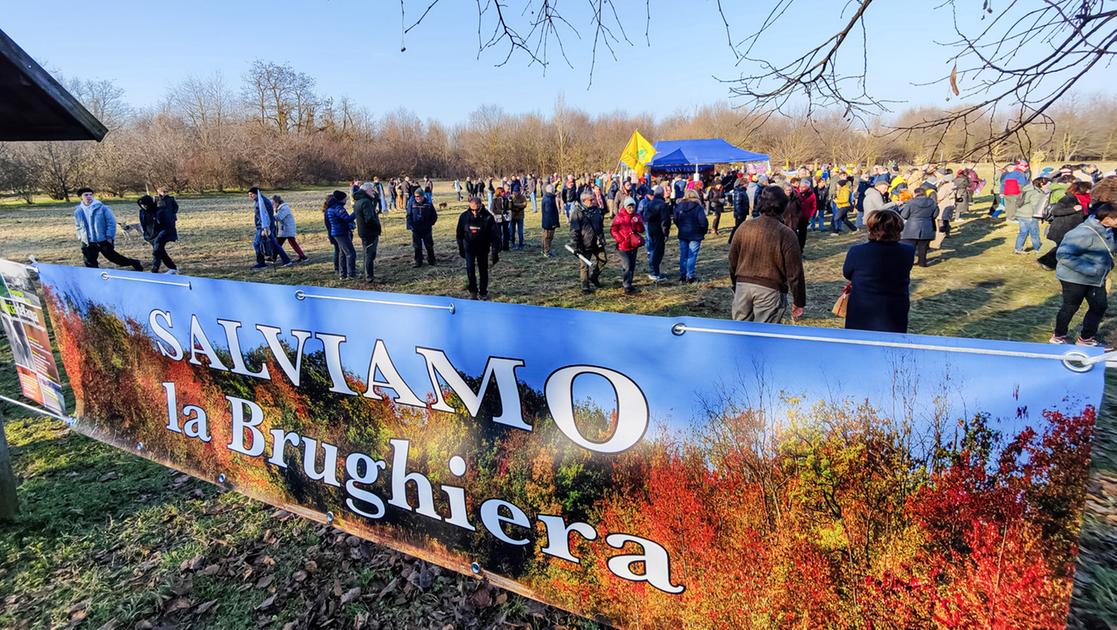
[647,138,768,170]
[0,28,107,142]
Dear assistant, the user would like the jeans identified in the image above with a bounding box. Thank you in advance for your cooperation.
[619,249,637,289]
[254,230,290,265]
[810,207,826,231]
[82,240,141,270]
[465,251,489,296]
[361,236,379,280]
[1055,280,1107,340]
[834,205,856,232]
[150,239,176,273]
[334,232,357,278]
[412,228,435,265]
[511,218,524,248]
[855,207,865,228]
[499,222,511,251]
[564,202,573,220]
[678,240,701,279]
[647,232,665,276]
[1015,218,1042,252]
[531,192,538,213]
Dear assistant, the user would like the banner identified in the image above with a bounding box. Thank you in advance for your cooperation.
[0,260,64,414]
[36,263,1103,627]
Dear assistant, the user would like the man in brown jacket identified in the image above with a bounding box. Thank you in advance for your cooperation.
[728,185,806,323]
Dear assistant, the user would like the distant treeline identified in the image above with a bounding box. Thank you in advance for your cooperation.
[2,61,1115,202]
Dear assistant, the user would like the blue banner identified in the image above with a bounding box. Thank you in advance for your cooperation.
[36,263,1104,627]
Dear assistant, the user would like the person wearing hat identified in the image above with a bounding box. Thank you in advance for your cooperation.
[456,196,500,299]
[860,175,893,222]
[406,187,438,267]
[611,196,646,295]
[324,190,357,279]
[569,189,608,293]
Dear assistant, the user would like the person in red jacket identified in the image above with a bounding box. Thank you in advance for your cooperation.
[794,178,817,252]
[610,196,645,294]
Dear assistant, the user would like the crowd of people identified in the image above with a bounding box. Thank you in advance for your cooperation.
[69,160,1117,346]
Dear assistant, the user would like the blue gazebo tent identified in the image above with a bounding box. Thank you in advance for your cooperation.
[647,138,768,173]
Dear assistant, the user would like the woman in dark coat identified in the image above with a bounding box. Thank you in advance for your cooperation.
[899,187,939,267]
[1037,181,1089,270]
[842,210,915,333]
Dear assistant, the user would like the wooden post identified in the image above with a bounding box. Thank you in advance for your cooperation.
[0,406,18,522]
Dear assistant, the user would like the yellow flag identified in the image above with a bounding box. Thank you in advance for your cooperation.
[620,130,656,171]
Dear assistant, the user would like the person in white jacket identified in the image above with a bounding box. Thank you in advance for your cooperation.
[271,195,307,262]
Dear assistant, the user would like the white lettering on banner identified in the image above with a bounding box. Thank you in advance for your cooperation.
[363,339,426,407]
[150,310,183,360]
[189,315,230,371]
[255,325,312,387]
[138,309,688,594]
[605,534,686,594]
[217,319,270,379]
[162,382,210,442]
[416,348,531,431]
[226,396,265,456]
[544,365,649,454]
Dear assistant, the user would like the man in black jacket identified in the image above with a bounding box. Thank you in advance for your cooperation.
[569,190,607,293]
[456,197,500,299]
[643,186,671,280]
[406,188,437,267]
[353,182,383,282]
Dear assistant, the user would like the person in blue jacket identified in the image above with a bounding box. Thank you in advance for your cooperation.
[673,189,708,283]
[842,210,915,333]
[248,187,293,269]
[324,190,357,279]
[73,187,143,271]
[1051,202,1117,346]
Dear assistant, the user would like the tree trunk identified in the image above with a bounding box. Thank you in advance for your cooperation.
[0,407,18,522]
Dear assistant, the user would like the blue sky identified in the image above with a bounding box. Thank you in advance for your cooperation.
[38,264,1106,456]
[8,0,1110,123]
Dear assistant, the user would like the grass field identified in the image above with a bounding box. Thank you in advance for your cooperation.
[0,183,1115,627]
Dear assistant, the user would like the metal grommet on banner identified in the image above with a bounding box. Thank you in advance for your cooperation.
[216,473,226,485]
[448,303,456,315]
[100,272,110,281]
[671,323,686,336]
[325,511,335,525]
[470,562,482,575]
[135,441,143,451]
[1061,350,1094,373]
[294,290,306,301]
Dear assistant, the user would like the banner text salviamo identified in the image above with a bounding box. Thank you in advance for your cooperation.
[149,309,683,595]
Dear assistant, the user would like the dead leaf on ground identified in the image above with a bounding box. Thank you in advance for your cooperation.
[179,555,205,572]
[194,599,218,615]
[340,587,362,605]
[164,597,192,613]
[255,593,277,611]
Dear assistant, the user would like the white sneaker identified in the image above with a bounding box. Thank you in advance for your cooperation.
[163,269,179,275]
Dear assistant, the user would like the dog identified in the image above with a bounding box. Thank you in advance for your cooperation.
[438,202,448,211]
[117,222,143,241]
